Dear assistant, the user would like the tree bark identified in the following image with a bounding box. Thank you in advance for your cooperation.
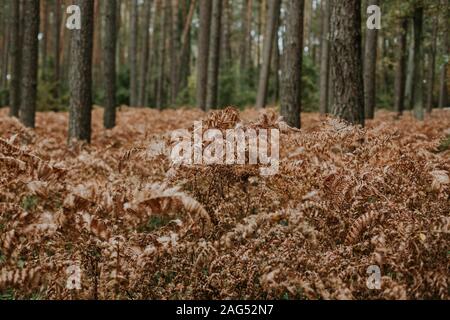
[196,0,212,110]
[280,0,304,129]
[412,7,424,120]
[394,18,408,116]
[206,0,222,110]
[19,0,39,128]
[68,0,94,143]
[103,0,117,129]
[129,0,138,106]
[256,0,281,109]
[405,23,415,110]
[240,0,253,71]
[169,0,179,105]
[53,0,61,100]
[319,0,330,115]
[426,16,438,113]
[438,0,449,108]
[156,0,168,109]
[364,0,378,120]
[138,0,153,107]
[329,0,365,126]
[9,0,21,117]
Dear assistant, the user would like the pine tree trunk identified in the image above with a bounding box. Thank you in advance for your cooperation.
[103,0,117,129]
[240,0,253,72]
[53,0,61,101]
[129,0,138,106]
[426,16,438,113]
[19,0,39,128]
[138,0,152,107]
[329,0,365,126]
[196,0,212,110]
[280,0,304,128]
[156,0,168,109]
[169,0,179,105]
[40,0,48,78]
[9,0,21,117]
[394,18,408,116]
[319,0,330,115]
[256,0,281,109]
[412,7,424,120]
[221,0,232,67]
[0,1,10,106]
[405,23,415,110]
[364,0,378,120]
[438,0,449,108]
[206,0,222,110]
[68,0,94,143]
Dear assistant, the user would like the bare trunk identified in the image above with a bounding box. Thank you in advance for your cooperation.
[426,16,438,113]
[129,0,138,106]
[256,0,281,109]
[138,0,153,107]
[196,0,212,110]
[68,0,94,143]
[394,18,408,116]
[206,0,222,110]
[103,0,117,129]
[329,0,365,126]
[280,0,304,128]
[9,0,21,117]
[412,7,424,120]
[319,0,330,115]
[19,0,40,128]
[438,0,449,108]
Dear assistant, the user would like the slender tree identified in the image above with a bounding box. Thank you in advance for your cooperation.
[68,0,94,143]
[426,16,438,113]
[9,0,21,117]
[53,0,61,100]
[129,0,138,107]
[319,0,331,115]
[196,0,212,110]
[19,0,40,128]
[103,0,117,129]
[280,0,304,128]
[438,0,449,108]
[206,0,222,110]
[240,0,253,71]
[364,0,379,120]
[329,0,365,126]
[138,0,153,107]
[412,6,424,120]
[169,0,179,105]
[256,0,281,109]
[394,18,408,116]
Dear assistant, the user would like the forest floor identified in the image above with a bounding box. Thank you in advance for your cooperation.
[0,106,449,300]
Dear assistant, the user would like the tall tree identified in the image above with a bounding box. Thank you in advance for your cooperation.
[156,0,168,109]
[19,0,40,128]
[0,1,10,107]
[129,0,139,107]
[196,0,212,110]
[206,0,222,110]
[256,0,281,109]
[68,0,94,143]
[53,0,62,100]
[438,0,449,108]
[364,0,379,120]
[9,0,21,117]
[319,0,331,115]
[138,0,153,107]
[329,0,365,126]
[280,0,304,128]
[169,0,180,105]
[405,23,415,110]
[240,0,253,71]
[412,6,424,120]
[103,0,117,129]
[426,16,438,113]
[394,18,408,116]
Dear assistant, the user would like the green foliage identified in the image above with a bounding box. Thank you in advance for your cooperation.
[36,80,68,112]
[301,55,319,112]
[437,135,450,153]
[21,195,38,211]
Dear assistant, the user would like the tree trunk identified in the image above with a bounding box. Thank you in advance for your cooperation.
[405,23,415,110]
[129,0,138,106]
[280,0,304,129]
[394,18,408,116]
[156,0,168,109]
[438,0,449,108]
[169,0,179,105]
[19,0,39,128]
[240,0,253,71]
[103,0,117,129]
[138,0,153,107]
[68,0,94,143]
[9,0,21,117]
[0,1,10,106]
[364,0,378,120]
[319,0,330,115]
[412,7,424,120]
[256,0,281,109]
[221,0,232,67]
[206,0,222,110]
[426,16,438,113]
[196,0,212,110]
[329,0,365,126]
[53,0,61,100]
